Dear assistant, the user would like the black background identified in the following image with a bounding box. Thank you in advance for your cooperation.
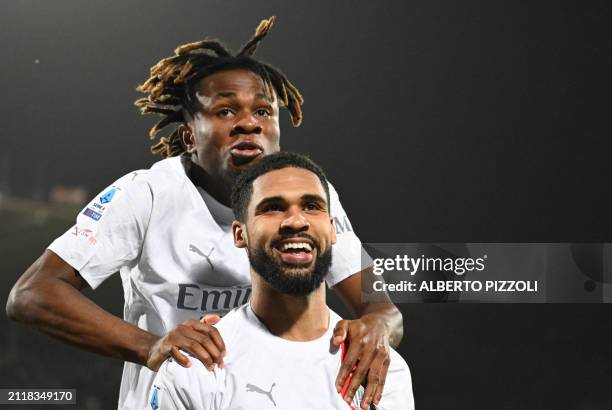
[1,1,611,409]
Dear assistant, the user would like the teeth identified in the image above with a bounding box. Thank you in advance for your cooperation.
[280,242,312,252]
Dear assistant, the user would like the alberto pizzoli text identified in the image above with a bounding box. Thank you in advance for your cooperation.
[373,280,539,293]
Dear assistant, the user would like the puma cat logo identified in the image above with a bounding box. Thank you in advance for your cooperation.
[189,244,215,270]
[246,383,276,407]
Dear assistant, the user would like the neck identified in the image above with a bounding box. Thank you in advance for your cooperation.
[188,158,233,206]
[249,272,329,341]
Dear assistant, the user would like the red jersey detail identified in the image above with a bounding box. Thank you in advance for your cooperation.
[340,342,358,410]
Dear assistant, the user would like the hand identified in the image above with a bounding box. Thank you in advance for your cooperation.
[146,315,225,372]
[333,316,391,409]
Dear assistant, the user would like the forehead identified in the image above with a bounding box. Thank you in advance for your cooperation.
[195,69,270,99]
[250,168,326,204]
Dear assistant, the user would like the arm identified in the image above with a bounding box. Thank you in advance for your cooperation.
[324,181,404,408]
[6,250,225,371]
[333,270,403,347]
[331,269,403,410]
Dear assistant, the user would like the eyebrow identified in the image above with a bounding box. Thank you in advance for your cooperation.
[254,194,328,213]
[254,196,285,213]
[214,91,273,102]
[301,194,328,207]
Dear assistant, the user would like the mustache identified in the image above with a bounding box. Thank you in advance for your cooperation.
[269,232,321,253]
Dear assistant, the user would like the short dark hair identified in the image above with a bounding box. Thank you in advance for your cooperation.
[231,152,330,222]
[135,16,304,158]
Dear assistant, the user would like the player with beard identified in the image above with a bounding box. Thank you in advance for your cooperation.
[150,152,414,409]
[7,17,402,409]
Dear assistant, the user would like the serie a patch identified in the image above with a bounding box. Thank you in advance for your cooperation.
[82,208,102,221]
[99,186,119,204]
[76,184,123,234]
[81,185,123,222]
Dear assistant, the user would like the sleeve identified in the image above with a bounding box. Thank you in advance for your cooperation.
[47,171,152,289]
[150,358,223,410]
[325,181,373,288]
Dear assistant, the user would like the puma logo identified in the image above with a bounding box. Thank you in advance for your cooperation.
[189,244,215,270]
[130,171,144,181]
[246,383,276,407]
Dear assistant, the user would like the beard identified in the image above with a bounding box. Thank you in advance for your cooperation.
[247,238,333,296]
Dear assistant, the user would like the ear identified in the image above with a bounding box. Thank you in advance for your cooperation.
[232,221,248,248]
[330,217,337,245]
[178,124,195,154]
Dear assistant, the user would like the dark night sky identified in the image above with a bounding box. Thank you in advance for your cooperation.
[2,1,610,243]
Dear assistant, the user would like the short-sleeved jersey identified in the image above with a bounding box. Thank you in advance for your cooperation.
[48,155,366,410]
[150,305,414,410]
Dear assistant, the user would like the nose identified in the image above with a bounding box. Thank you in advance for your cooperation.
[280,207,310,233]
[231,113,262,136]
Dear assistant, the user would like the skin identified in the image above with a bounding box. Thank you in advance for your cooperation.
[232,168,336,342]
[180,69,280,205]
[6,68,402,409]
[232,168,388,408]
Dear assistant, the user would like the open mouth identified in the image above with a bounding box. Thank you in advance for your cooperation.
[230,141,263,166]
[273,238,315,265]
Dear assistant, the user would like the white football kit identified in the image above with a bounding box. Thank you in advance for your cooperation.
[150,305,414,410]
[48,155,367,410]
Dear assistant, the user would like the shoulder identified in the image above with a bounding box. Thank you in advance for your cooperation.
[102,156,191,213]
[325,180,341,202]
[117,156,187,192]
[82,157,189,226]
[325,180,354,234]
[153,355,223,408]
[155,304,243,388]
[158,354,217,385]
[212,304,276,361]
[215,305,251,347]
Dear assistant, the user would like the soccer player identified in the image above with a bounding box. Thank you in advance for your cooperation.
[6,17,402,410]
[150,152,414,409]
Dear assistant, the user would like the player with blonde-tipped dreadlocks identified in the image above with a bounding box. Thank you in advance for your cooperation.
[8,16,403,410]
[135,16,303,158]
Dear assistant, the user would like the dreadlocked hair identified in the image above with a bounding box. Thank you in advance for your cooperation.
[135,16,304,158]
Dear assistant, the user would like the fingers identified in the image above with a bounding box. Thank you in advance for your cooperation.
[175,329,216,369]
[372,356,390,406]
[183,319,226,355]
[333,318,392,408]
[150,319,227,372]
[361,347,389,409]
[188,320,226,358]
[335,336,361,393]
[175,323,225,369]
[333,320,349,346]
[169,345,192,368]
[360,368,381,409]
[201,314,221,325]
[342,346,377,407]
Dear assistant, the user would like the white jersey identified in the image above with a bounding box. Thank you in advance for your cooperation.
[150,305,414,410]
[48,155,366,410]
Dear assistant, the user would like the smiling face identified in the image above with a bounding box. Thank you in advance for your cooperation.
[180,69,281,182]
[232,167,337,295]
